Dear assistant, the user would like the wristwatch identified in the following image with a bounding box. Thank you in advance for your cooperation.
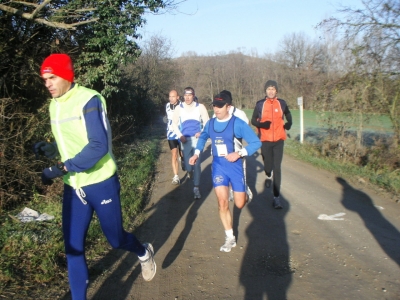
[57,162,68,174]
[237,150,245,157]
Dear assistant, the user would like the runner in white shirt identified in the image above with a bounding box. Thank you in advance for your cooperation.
[165,90,182,185]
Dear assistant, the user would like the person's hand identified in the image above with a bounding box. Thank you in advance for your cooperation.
[41,162,67,185]
[225,152,240,163]
[195,132,200,138]
[284,123,291,130]
[180,136,187,143]
[260,121,271,129]
[189,154,198,165]
[33,141,58,159]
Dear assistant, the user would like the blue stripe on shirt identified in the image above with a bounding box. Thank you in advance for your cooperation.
[64,96,108,172]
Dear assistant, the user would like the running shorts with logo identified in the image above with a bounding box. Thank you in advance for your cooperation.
[209,116,245,192]
[212,156,245,192]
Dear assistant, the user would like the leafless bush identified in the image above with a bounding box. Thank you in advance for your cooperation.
[0,97,54,211]
[319,131,399,172]
[365,138,400,172]
[320,133,367,163]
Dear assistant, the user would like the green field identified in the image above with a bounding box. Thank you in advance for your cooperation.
[242,108,394,145]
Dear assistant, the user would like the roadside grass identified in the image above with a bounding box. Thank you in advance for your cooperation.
[286,109,399,195]
[284,140,400,195]
[0,122,163,297]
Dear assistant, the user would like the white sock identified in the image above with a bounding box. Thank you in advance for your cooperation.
[225,229,234,239]
[139,249,149,261]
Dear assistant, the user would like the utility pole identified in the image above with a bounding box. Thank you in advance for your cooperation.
[297,96,304,143]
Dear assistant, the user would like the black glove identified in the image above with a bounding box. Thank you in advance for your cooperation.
[41,162,67,185]
[34,141,58,159]
[258,121,271,129]
[284,123,292,130]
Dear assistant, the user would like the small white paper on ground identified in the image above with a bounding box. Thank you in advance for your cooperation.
[16,207,54,222]
[318,212,346,221]
[35,213,54,221]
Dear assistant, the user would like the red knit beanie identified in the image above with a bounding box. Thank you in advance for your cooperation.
[41,54,74,82]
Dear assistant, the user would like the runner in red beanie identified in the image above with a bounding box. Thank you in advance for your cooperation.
[37,53,156,299]
[40,53,74,82]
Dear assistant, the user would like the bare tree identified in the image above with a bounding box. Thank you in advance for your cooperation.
[130,35,182,107]
[274,32,328,109]
[319,0,400,146]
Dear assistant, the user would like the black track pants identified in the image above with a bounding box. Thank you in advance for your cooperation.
[260,140,284,197]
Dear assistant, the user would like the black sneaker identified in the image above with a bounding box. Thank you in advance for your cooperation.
[273,197,283,209]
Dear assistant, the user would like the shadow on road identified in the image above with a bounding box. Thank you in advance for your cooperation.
[162,161,213,269]
[337,177,400,266]
[238,151,293,300]
[232,151,264,241]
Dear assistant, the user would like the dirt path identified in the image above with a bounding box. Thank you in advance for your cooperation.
[82,138,400,300]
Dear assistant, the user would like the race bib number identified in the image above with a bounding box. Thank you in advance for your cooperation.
[216,144,228,156]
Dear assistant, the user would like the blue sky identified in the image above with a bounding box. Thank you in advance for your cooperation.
[139,0,364,57]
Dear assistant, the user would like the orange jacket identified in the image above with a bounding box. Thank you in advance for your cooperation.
[251,97,292,142]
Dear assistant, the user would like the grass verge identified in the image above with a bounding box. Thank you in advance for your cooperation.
[285,139,400,197]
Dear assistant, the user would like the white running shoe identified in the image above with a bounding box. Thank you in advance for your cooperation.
[246,185,253,202]
[171,175,180,185]
[193,187,201,199]
[220,236,237,252]
[228,189,234,202]
[140,243,156,281]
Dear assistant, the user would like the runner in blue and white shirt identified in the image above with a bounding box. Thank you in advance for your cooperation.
[166,90,182,185]
[172,87,209,199]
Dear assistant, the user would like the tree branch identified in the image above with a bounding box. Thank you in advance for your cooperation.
[0,3,99,30]
[34,17,100,30]
[10,1,39,9]
[31,0,50,19]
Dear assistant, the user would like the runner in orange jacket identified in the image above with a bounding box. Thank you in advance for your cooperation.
[251,80,292,209]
